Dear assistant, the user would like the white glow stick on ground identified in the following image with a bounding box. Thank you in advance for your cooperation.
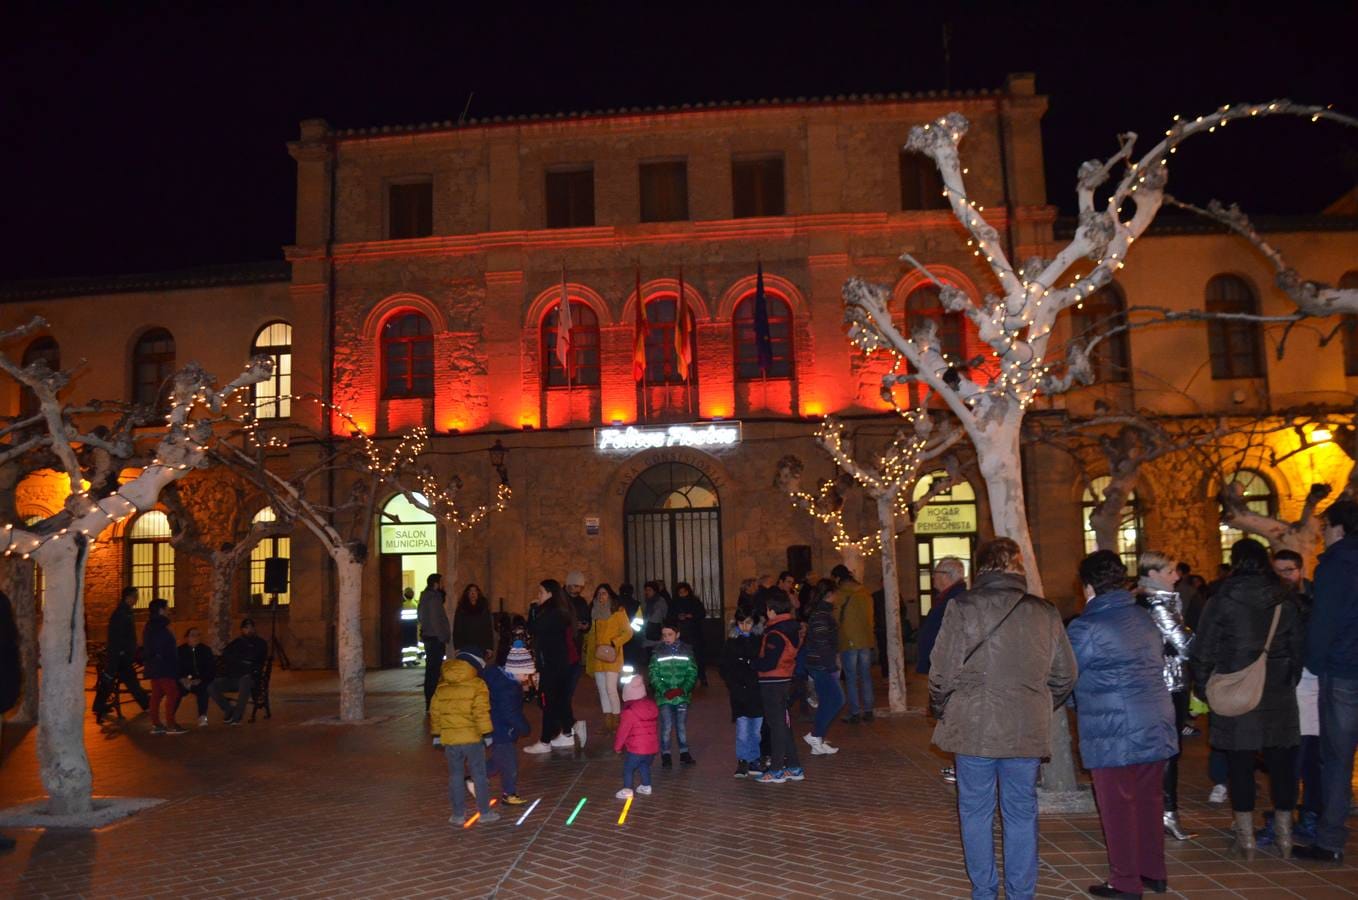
[515,797,541,826]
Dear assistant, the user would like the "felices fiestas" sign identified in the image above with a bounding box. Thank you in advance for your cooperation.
[595,421,742,452]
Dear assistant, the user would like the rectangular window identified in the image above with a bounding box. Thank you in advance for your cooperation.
[250,536,291,606]
[900,150,947,211]
[545,166,595,228]
[732,156,785,218]
[639,160,689,223]
[388,181,433,239]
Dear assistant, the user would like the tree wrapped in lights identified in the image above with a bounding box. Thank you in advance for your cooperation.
[777,414,960,712]
[219,408,510,723]
[0,317,271,815]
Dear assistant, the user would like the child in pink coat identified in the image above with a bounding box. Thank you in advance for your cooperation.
[613,674,660,799]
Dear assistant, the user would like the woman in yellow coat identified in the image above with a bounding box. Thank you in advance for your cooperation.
[585,583,632,732]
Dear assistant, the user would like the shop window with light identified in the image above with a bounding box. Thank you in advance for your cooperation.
[896,283,965,361]
[642,298,698,385]
[541,301,600,387]
[388,180,433,239]
[1205,275,1265,379]
[733,292,794,380]
[19,336,59,419]
[1082,476,1143,571]
[128,510,174,608]
[912,474,977,615]
[132,328,176,411]
[639,160,689,223]
[1070,284,1130,383]
[1340,271,1358,377]
[731,156,785,218]
[545,166,595,228]
[1219,470,1276,561]
[251,321,292,419]
[899,149,947,211]
[248,507,289,606]
[382,311,434,399]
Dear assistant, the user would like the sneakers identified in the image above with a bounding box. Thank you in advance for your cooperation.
[661,753,673,769]
[941,766,957,784]
[616,788,634,800]
[1181,724,1202,737]
[549,734,575,749]
[1208,784,1228,804]
[523,741,552,754]
[165,724,188,735]
[757,769,788,784]
[804,733,839,755]
[747,759,766,777]
[785,767,806,781]
[479,810,501,824]
[636,784,652,796]
[449,814,466,827]
[501,794,527,806]
[680,751,696,766]
[574,721,587,748]
[734,761,749,778]
[197,715,208,728]
[150,724,166,735]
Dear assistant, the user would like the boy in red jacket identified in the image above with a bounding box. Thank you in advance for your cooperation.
[613,674,659,799]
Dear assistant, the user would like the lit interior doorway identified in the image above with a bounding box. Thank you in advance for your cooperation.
[378,493,439,668]
[913,474,978,615]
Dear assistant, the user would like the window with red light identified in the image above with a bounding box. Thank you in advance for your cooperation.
[896,284,965,361]
[1205,274,1264,379]
[642,298,698,385]
[1069,283,1130,383]
[132,327,175,411]
[382,312,434,399]
[1341,271,1358,377]
[20,336,59,419]
[541,300,600,387]
[733,293,794,380]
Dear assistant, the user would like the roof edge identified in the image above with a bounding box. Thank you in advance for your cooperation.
[0,260,291,302]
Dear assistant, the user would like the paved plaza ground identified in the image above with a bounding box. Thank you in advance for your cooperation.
[3,667,1358,899]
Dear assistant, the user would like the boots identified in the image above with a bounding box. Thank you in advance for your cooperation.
[1232,811,1257,860]
[603,713,617,733]
[1273,810,1294,859]
[1163,811,1197,841]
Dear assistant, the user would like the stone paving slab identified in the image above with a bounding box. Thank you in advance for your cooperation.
[1,668,1357,898]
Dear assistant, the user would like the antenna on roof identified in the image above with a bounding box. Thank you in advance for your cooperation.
[458,92,475,125]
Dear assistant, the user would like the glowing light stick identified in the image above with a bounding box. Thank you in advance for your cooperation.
[618,795,633,825]
[463,812,480,829]
[515,798,540,826]
[565,797,587,825]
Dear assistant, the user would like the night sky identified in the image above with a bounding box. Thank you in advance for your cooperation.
[3,1,1356,282]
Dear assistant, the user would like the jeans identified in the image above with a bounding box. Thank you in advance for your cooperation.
[1091,762,1167,895]
[955,754,1040,900]
[623,751,653,789]
[92,659,149,716]
[209,674,255,722]
[149,677,180,727]
[594,671,620,715]
[760,681,800,771]
[810,668,845,738]
[423,637,446,709]
[841,648,874,715]
[1227,745,1297,813]
[735,716,763,762]
[487,739,518,795]
[658,703,689,753]
[1299,734,1322,815]
[1317,674,1358,852]
[444,742,489,820]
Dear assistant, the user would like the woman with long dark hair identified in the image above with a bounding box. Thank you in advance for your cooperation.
[523,579,579,753]
[453,583,494,654]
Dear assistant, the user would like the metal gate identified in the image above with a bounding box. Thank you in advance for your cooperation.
[623,463,723,619]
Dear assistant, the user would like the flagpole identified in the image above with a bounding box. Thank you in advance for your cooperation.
[563,263,573,412]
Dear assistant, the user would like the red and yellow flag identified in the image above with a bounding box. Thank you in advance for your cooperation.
[674,265,692,381]
[632,265,648,382]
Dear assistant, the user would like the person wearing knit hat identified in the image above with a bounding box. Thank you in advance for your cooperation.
[614,673,659,800]
[505,641,537,679]
[622,674,647,703]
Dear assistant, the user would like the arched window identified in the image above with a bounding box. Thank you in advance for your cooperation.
[382,311,434,399]
[896,283,965,361]
[248,507,290,606]
[642,297,698,385]
[132,328,176,410]
[1070,284,1130,383]
[1340,271,1358,377]
[1205,275,1264,379]
[733,292,794,380]
[252,322,292,419]
[541,301,600,387]
[1219,469,1276,561]
[1082,476,1143,571]
[128,510,174,608]
[19,337,59,419]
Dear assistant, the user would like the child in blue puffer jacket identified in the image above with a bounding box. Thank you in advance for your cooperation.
[487,642,536,805]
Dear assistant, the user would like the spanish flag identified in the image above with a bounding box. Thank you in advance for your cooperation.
[674,265,692,381]
[632,265,648,382]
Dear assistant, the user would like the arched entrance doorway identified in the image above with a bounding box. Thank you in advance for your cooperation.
[913,473,979,615]
[623,462,724,631]
[377,493,438,668]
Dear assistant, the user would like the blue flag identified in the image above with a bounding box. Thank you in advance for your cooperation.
[753,261,773,374]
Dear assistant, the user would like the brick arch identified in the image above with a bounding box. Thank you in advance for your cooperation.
[891,265,983,307]
[715,272,809,319]
[360,293,447,340]
[619,278,712,324]
[525,282,613,327]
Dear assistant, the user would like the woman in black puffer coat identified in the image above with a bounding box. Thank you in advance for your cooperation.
[803,579,845,755]
[1191,538,1304,859]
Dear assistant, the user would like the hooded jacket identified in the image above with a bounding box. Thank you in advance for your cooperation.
[719,623,764,720]
[834,580,875,651]
[1067,589,1178,769]
[753,612,802,682]
[487,665,531,743]
[928,571,1077,759]
[648,640,697,706]
[614,696,660,755]
[1306,534,1358,678]
[585,608,632,675]
[141,615,178,679]
[106,601,138,665]
[803,598,839,671]
[1191,570,1303,751]
[428,658,491,746]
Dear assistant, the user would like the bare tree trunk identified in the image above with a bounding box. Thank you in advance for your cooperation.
[5,557,39,722]
[876,494,907,713]
[33,537,92,815]
[1088,481,1132,553]
[209,554,234,653]
[335,548,366,721]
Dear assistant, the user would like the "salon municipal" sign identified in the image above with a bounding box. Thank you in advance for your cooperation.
[595,421,742,452]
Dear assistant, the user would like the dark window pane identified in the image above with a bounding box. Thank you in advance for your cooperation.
[640,161,689,223]
[1205,275,1263,379]
[132,328,175,410]
[641,298,697,384]
[545,167,595,228]
[541,301,601,387]
[382,312,434,398]
[897,285,964,360]
[1070,285,1130,383]
[900,150,947,211]
[732,157,785,218]
[388,181,433,239]
[733,294,794,380]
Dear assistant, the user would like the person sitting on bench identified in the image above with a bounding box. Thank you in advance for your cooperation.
[177,627,216,727]
[210,618,268,724]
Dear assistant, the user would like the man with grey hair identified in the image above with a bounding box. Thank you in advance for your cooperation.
[918,556,967,784]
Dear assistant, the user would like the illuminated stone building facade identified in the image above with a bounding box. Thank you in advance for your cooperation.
[3,74,1356,667]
